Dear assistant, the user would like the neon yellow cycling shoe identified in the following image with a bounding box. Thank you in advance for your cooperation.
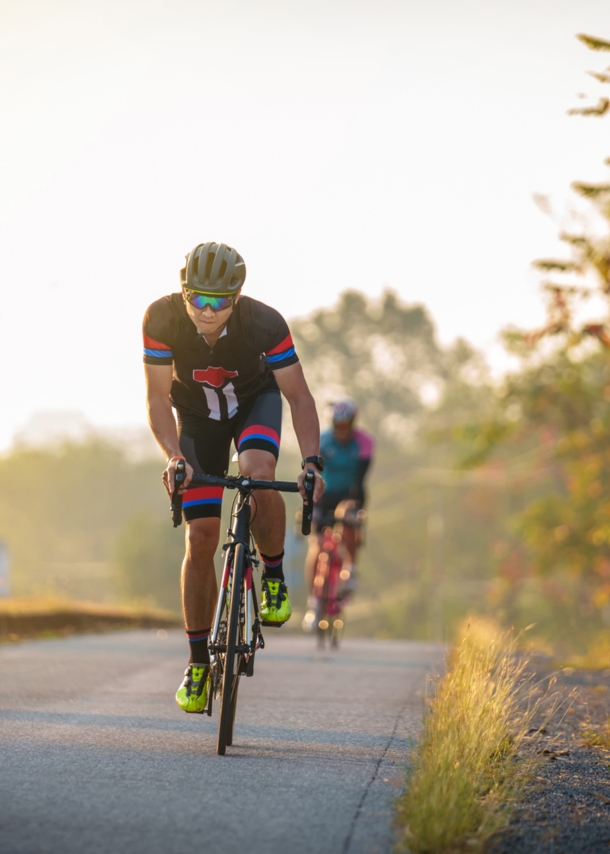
[260,578,292,626]
[175,664,210,713]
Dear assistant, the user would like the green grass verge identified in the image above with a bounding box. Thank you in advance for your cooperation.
[396,619,547,853]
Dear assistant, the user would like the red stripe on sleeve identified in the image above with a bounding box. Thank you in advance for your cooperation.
[266,333,293,356]
[143,333,171,350]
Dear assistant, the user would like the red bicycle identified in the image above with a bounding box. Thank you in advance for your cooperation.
[306,503,364,649]
[312,528,347,648]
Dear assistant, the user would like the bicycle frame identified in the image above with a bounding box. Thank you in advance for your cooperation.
[170,464,315,753]
[312,529,346,648]
[311,506,363,647]
[209,492,262,670]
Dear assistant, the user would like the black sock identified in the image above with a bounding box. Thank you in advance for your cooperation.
[186,628,211,665]
[260,551,285,582]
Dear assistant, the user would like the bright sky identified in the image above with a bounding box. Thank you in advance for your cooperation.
[1,0,609,449]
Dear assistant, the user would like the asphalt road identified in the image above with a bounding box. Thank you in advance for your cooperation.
[0,630,443,854]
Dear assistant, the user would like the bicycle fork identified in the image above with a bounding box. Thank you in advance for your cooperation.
[209,498,263,680]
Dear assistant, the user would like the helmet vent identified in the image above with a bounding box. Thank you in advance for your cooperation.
[204,252,215,281]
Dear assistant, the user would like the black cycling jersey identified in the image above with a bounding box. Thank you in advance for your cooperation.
[143,294,299,421]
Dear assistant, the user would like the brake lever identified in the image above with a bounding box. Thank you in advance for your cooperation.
[171,459,186,528]
[301,470,315,536]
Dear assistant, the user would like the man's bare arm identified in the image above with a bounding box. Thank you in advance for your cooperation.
[144,363,193,492]
[273,362,325,501]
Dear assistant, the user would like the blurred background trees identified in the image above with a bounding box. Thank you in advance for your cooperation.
[3,34,610,655]
[113,510,183,612]
[456,33,610,652]
[291,289,492,447]
[0,439,183,610]
[289,289,499,640]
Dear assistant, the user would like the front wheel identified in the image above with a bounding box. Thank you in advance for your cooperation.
[225,672,241,747]
[217,543,245,755]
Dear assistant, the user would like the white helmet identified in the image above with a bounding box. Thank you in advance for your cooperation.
[331,397,358,424]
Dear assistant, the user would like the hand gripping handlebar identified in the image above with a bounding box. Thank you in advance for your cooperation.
[171,460,187,528]
[301,469,314,536]
[170,460,316,536]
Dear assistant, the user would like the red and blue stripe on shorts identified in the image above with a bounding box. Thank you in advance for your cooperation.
[182,486,224,511]
[237,425,281,458]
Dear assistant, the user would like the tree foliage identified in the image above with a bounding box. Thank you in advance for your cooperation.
[292,289,491,445]
[113,511,183,611]
[466,34,610,628]
[0,438,180,610]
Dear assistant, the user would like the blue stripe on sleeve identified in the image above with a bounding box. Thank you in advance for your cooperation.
[267,347,296,364]
[144,348,173,359]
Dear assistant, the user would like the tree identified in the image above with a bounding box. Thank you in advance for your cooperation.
[464,34,610,633]
[292,289,491,446]
[113,511,183,611]
[0,437,168,600]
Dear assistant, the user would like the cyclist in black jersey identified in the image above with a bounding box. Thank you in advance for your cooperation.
[143,242,325,713]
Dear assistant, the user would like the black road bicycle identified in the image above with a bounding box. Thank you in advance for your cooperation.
[171,462,314,755]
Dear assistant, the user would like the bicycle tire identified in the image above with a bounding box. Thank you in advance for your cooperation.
[217,542,245,755]
[225,667,241,746]
[226,575,246,746]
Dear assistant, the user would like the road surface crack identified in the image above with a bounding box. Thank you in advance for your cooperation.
[342,701,407,854]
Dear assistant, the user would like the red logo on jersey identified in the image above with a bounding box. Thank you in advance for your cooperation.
[193,367,239,389]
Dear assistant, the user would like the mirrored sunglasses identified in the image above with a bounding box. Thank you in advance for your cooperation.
[183,290,236,311]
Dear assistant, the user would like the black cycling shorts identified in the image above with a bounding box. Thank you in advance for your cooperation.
[178,388,282,521]
[313,490,352,530]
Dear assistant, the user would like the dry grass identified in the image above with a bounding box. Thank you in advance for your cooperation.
[0,597,180,641]
[581,720,610,750]
[554,632,610,670]
[0,597,176,616]
[396,619,549,853]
